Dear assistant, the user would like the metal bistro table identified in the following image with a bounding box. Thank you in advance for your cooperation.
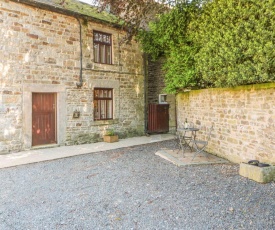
[176,127,200,155]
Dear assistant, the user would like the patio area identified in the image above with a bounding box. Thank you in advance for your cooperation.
[156,148,229,166]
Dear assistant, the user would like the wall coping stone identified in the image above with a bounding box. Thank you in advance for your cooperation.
[179,83,275,94]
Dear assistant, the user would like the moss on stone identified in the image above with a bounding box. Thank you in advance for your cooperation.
[53,0,121,24]
[117,128,144,139]
[73,133,101,145]
[178,83,275,97]
[239,163,275,183]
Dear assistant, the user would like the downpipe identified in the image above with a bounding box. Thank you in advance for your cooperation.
[76,17,83,88]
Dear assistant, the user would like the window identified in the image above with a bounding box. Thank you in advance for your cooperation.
[93,31,112,64]
[94,88,113,120]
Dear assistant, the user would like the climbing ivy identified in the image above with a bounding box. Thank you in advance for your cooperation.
[138,0,203,93]
[138,0,275,93]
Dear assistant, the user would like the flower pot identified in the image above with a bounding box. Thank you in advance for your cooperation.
[103,135,119,143]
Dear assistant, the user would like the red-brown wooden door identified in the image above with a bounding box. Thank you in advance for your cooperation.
[147,104,169,133]
[32,93,56,146]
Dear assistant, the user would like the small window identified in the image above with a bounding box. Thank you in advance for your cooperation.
[94,88,113,120]
[93,31,112,64]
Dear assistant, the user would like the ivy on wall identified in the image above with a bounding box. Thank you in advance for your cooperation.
[138,0,275,93]
[138,0,203,93]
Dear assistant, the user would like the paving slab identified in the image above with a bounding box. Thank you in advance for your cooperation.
[155,148,229,166]
[0,134,174,169]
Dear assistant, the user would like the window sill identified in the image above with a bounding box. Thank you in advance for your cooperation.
[91,119,119,126]
[86,63,120,70]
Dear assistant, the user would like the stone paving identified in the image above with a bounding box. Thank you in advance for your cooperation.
[0,133,230,169]
[156,149,229,166]
[0,134,174,169]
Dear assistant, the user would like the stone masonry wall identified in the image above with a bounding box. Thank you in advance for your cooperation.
[177,83,275,164]
[0,0,145,153]
[147,56,176,133]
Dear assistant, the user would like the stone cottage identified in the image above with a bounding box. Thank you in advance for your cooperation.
[0,0,148,153]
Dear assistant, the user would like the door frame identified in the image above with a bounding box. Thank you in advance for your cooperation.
[23,84,66,150]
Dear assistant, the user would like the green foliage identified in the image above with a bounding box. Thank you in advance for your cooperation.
[137,0,203,93]
[138,0,275,92]
[194,0,275,87]
[54,0,119,23]
[137,27,164,59]
[104,129,116,136]
[163,44,200,93]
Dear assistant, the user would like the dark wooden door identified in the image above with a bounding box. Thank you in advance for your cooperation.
[147,104,169,133]
[32,93,56,146]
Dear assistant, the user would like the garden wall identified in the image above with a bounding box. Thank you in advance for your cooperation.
[177,83,275,164]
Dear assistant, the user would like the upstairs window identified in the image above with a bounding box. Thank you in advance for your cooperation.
[93,31,112,64]
[94,88,113,120]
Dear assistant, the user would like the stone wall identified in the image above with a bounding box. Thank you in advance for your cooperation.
[0,0,145,153]
[177,83,275,164]
[147,57,176,133]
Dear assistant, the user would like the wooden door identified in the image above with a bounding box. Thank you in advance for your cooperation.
[32,93,56,146]
[147,104,169,133]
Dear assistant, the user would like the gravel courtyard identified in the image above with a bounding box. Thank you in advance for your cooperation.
[0,140,274,230]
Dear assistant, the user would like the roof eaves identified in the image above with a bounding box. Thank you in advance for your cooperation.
[10,0,122,28]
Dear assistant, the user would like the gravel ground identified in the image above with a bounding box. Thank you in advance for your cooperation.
[0,140,274,230]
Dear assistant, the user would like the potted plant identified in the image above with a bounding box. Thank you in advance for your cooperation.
[103,129,119,143]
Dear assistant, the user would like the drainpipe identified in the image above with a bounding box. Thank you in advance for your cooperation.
[75,17,83,88]
[118,32,121,120]
[143,53,148,134]
[175,93,178,132]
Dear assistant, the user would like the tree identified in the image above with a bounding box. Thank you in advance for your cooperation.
[96,0,184,41]
[59,0,194,40]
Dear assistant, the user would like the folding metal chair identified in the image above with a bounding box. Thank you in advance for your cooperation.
[175,122,195,155]
[190,124,214,161]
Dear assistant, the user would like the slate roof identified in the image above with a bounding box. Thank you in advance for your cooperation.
[14,0,120,25]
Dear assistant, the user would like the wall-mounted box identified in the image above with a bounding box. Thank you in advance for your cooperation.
[159,94,168,104]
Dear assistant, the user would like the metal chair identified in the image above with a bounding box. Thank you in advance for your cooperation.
[175,121,195,154]
[190,124,214,161]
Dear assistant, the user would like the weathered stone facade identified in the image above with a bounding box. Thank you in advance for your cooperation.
[177,83,275,164]
[147,56,176,133]
[0,0,145,153]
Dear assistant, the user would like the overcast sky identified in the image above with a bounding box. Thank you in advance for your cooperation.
[78,0,96,5]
